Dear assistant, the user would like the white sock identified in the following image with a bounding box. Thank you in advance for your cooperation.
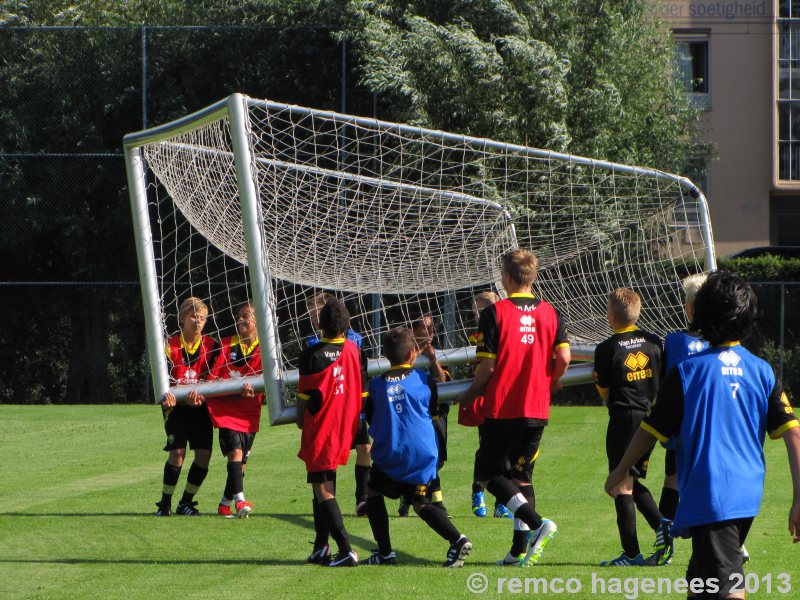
[513,518,530,531]
[506,493,527,514]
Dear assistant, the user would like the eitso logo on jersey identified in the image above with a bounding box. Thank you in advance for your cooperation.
[387,384,405,413]
[718,350,743,376]
[519,314,536,344]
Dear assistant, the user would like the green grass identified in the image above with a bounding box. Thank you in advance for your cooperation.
[0,406,796,599]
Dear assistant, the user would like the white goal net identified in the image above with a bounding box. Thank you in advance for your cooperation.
[124,94,715,424]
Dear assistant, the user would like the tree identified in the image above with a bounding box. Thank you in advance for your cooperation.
[0,0,346,403]
[340,0,698,174]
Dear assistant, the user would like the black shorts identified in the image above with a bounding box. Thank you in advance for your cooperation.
[606,409,651,478]
[686,518,754,598]
[218,428,256,463]
[474,419,544,483]
[664,448,677,477]
[307,469,338,484]
[367,464,431,506]
[351,417,370,447]
[162,404,213,452]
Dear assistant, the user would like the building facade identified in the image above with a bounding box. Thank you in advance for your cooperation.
[656,0,800,255]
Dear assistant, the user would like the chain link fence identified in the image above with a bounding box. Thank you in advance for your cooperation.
[747,281,800,390]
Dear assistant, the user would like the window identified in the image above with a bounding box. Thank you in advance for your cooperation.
[779,3,800,180]
[771,196,800,244]
[674,33,709,109]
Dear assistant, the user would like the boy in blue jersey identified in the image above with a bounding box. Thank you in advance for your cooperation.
[607,271,800,599]
[660,274,750,565]
[652,274,708,549]
[363,327,472,568]
[306,292,371,517]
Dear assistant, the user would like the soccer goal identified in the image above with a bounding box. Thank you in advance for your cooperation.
[123,93,715,425]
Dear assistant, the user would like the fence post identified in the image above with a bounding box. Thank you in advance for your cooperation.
[780,281,786,383]
[141,26,148,129]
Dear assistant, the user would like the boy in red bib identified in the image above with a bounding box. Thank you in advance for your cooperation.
[156,296,220,517]
[297,297,366,567]
[208,302,262,518]
[458,291,512,519]
[457,249,570,566]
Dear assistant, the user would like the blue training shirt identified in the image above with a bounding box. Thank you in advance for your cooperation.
[643,343,799,534]
[367,367,439,485]
[662,330,708,376]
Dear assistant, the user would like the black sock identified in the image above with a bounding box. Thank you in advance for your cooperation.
[519,483,535,513]
[471,481,483,494]
[319,498,352,554]
[418,504,461,545]
[615,494,640,557]
[486,477,542,529]
[161,462,181,505]
[227,461,244,498]
[659,487,679,521]
[366,496,392,555]
[510,530,528,557]
[180,462,208,504]
[633,480,663,531]
[512,502,541,531]
[485,476,519,506]
[223,476,234,502]
[355,465,370,504]
[312,496,329,547]
[509,483,537,556]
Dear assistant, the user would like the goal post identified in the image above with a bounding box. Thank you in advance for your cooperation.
[123,93,715,426]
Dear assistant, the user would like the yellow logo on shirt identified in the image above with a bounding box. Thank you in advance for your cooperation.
[624,352,653,382]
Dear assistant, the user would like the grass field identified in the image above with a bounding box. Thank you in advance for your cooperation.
[1,405,796,599]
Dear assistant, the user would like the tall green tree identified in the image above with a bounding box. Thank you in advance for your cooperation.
[340,0,697,173]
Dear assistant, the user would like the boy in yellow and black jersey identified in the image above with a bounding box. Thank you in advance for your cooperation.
[594,288,669,567]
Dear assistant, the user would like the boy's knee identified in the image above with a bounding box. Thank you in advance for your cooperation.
[168,449,186,466]
[412,500,431,516]
[194,449,212,467]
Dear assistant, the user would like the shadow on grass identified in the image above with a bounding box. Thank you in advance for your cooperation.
[268,512,435,566]
[0,511,441,566]
[0,558,303,566]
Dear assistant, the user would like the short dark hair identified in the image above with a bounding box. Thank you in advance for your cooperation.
[319,298,350,338]
[692,270,757,346]
[382,327,416,365]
